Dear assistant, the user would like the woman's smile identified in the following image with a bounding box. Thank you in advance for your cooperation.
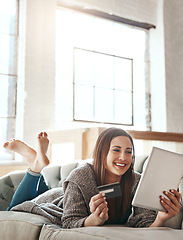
[114,162,127,168]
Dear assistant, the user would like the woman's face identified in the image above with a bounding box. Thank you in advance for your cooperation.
[105,136,133,183]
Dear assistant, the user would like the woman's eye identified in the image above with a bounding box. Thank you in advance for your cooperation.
[113,149,120,152]
[126,151,132,154]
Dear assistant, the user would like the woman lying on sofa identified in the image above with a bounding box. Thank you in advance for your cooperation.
[4,128,181,228]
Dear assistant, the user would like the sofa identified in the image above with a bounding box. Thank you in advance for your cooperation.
[0,155,183,240]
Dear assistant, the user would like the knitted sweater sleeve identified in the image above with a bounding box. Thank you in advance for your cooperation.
[61,164,98,229]
[127,172,157,227]
[61,181,89,229]
[128,206,157,227]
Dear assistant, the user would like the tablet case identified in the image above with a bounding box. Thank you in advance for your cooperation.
[132,147,183,211]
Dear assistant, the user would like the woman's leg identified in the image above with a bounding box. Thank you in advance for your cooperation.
[7,170,42,210]
[4,132,50,210]
[37,174,50,195]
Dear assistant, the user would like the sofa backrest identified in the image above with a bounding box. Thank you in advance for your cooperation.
[0,156,148,211]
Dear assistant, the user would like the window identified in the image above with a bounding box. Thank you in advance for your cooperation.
[56,7,148,130]
[73,48,133,125]
[0,0,18,161]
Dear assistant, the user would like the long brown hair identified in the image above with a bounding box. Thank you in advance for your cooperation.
[92,127,135,216]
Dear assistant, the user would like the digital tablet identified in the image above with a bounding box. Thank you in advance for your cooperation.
[132,147,183,211]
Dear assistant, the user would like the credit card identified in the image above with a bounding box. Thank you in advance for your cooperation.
[97,182,121,199]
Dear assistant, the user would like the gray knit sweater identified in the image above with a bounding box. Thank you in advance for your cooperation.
[11,163,157,228]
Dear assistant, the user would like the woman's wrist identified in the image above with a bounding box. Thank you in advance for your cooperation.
[84,214,95,227]
[150,214,166,227]
[84,213,104,227]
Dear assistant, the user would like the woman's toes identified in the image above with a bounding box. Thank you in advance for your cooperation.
[3,142,9,148]
[38,132,48,139]
[43,132,47,137]
[38,133,42,138]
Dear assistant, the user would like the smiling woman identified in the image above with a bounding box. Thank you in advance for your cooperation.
[91,128,136,224]
[3,127,181,229]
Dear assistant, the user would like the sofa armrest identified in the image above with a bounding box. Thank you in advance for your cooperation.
[0,171,25,211]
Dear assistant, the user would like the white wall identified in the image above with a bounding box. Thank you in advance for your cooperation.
[164,0,183,133]
[17,0,56,148]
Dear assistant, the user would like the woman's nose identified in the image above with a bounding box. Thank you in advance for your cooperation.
[119,152,125,160]
[119,154,125,161]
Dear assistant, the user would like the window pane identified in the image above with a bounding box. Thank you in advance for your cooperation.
[0,75,16,117]
[94,52,114,89]
[94,88,114,122]
[114,57,132,91]
[0,34,17,75]
[0,117,15,142]
[114,90,132,125]
[0,0,18,35]
[74,85,93,121]
[74,49,94,86]
[0,117,15,160]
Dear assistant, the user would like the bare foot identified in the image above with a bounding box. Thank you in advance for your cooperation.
[30,132,50,173]
[3,139,36,166]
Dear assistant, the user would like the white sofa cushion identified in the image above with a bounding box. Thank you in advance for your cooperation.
[39,224,183,240]
[0,211,51,240]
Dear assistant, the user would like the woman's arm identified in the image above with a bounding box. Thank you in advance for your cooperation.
[62,182,89,228]
[62,181,108,228]
[150,189,181,227]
